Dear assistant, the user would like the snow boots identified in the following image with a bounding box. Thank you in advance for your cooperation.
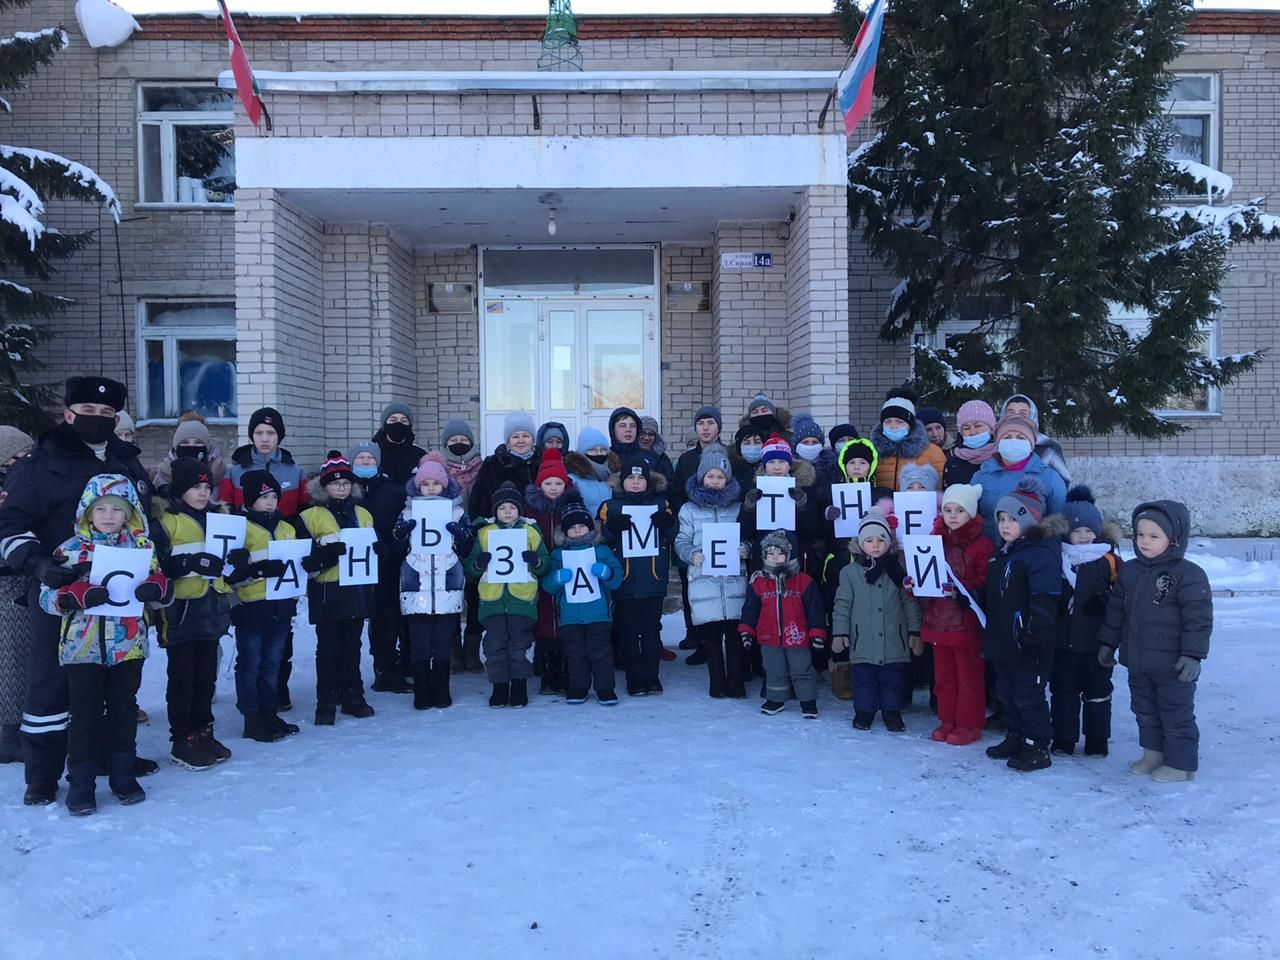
[489,682,510,708]
[852,712,874,730]
[882,710,906,733]
[170,732,217,771]
[243,712,286,743]
[985,732,1023,760]
[1129,749,1164,775]
[372,671,412,695]
[23,781,57,806]
[270,712,300,736]
[341,691,376,719]
[760,700,786,716]
[1151,765,1195,783]
[931,723,955,742]
[1007,740,1052,773]
[65,761,97,817]
[414,662,432,710]
[597,689,618,706]
[946,727,982,747]
[566,689,589,705]
[509,678,529,709]
[315,702,337,726]
[412,662,453,710]
[1084,738,1108,757]
[801,700,818,720]
[108,753,146,806]
[199,725,232,762]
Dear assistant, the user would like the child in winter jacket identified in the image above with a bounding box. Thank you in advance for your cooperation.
[541,498,624,705]
[740,530,828,718]
[232,470,301,744]
[464,481,552,708]
[831,516,922,731]
[1099,500,1212,783]
[913,484,993,746]
[159,458,239,771]
[1049,487,1122,758]
[982,478,1062,773]
[525,448,576,696]
[298,454,378,726]
[740,435,822,576]
[599,452,676,697]
[675,444,751,699]
[392,453,475,711]
[41,474,167,815]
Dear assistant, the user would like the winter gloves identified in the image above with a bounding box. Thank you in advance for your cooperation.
[1097,646,1117,668]
[521,549,540,566]
[393,517,416,541]
[168,552,225,579]
[650,509,675,530]
[29,554,80,588]
[589,562,611,579]
[1174,655,1201,683]
[301,541,345,574]
[473,552,491,572]
[740,633,754,651]
[56,580,109,612]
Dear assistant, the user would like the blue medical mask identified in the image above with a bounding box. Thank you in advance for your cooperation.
[353,464,378,479]
[998,438,1033,463]
[962,431,991,449]
[795,443,823,462]
[740,444,763,463]
[883,425,909,443]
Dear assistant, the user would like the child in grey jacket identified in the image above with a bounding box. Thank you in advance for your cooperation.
[1099,500,1212,783]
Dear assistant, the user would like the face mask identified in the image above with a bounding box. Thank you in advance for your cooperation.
[511,448,534,460]
[353,464,378,479]
[749,414,776,434]
[383,422,411,443]
[586,453,609,465]
[447,441,473,457]
[962,432,991,450]
[883,425,909,443]
[175,445,208,462]
[998,438,1033,463]
[740,444,763,463]
[795,444,822,462]
[71,414,116,445]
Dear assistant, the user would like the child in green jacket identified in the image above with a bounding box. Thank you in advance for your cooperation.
[542,497,624,705]
[464,482,551,708]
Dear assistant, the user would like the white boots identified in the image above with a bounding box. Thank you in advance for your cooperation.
[1129,749,1164,775]
[1150,765,1195,783]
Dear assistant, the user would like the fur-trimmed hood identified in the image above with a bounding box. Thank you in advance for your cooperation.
[1024,514,1065,547]
[605,470,669,495]
[563,451,601,480]
[306,475,365,506]
[1044,513,1123,550]
[752,458,816,489]
[870,420,930,460]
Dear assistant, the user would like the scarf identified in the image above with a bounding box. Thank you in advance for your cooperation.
[953,441,998,466]
[1061,542,1112,591]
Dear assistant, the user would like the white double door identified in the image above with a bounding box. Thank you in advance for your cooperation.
[480,297,660,454]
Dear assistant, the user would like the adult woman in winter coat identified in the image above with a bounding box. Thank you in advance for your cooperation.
[943,400,999,487]
[974,415,1067,542]
[674,444,749,698]
[0,426,34,763]
[1000,394,1072,485]
[151,416,228,503]
[440,418,483,504]
[373,401,428,486]
[468,411,540,522]
[870,388,947,491]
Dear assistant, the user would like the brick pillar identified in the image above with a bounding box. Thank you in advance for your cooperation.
[786,185,850,426]
[711,222,790,425]
[235,188,326,467]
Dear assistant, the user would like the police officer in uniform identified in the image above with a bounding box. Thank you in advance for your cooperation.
[0,376,162,805]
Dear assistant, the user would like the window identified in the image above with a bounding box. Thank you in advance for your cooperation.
[1163,74,1219,171]
[137,84,236,206]
[137,301,237,422]
[911,297,1017,380]
[1108,303,1219,415]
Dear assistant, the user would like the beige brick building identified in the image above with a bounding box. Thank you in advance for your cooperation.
[3,4,1278,532]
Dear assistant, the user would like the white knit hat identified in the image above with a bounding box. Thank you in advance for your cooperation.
[942,483,982,519]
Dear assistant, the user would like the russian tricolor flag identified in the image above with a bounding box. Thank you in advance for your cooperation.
[837,0,887,137]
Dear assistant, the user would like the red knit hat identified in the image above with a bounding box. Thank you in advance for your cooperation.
[319,452,355,485]
[535,448,572,488]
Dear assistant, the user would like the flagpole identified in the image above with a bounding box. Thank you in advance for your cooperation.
[818,48,856,131]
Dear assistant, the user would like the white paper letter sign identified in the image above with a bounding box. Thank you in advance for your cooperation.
[411,500,454,556]
[266,538,311,600]
[338,527,379,586]
[755,476,796,531]
[85,545,153,618]
[485,528,530,584]
[562,548,600,605]
[621,504,660,558]
[893,492,938,546]
[904,535,946,597]
[204,513,246,562]
[701,522,740,577]
[830,483,872,538]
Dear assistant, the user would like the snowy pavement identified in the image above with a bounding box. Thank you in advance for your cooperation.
[2,600,1278,960]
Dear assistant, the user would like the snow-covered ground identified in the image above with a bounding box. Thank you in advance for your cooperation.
[2,598,1278,960]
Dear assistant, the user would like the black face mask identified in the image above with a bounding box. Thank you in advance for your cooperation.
[749,413,778,435]
[586,453,609,465]
[447,441,473,457]
[383,422,412,443]
[71,414,117,446]
[175,445,208,462]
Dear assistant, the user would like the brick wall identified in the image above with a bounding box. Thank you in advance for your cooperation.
[659,245,714,440]
[415,247,482,444]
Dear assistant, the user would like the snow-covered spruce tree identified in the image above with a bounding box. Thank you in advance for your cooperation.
[0,0,118,432]
[840,0,1280,438]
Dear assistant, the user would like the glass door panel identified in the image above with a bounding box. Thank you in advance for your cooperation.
[482,300,536,410]
[585,307,645,411]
